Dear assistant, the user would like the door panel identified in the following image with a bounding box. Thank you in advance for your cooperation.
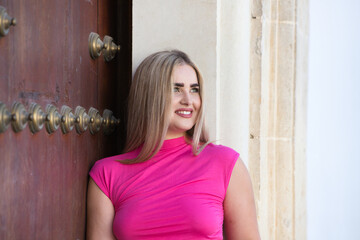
[0,0,130,239]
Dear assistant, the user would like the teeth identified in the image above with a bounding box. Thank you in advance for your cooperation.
[176,111,191,115]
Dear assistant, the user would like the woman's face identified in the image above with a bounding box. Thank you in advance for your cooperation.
[166,64,201,139]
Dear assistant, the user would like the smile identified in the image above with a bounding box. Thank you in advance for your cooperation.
[175,109,193,118]
[176,111,191,115]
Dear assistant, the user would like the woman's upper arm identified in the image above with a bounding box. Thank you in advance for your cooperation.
[87,178,116,240]
[224,158,261,240]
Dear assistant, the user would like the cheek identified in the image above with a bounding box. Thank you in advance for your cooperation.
[171,94,181,104]
[170,96,177,109]
[195,96,201,110]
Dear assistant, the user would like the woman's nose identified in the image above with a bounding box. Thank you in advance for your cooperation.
[180,92,192,105]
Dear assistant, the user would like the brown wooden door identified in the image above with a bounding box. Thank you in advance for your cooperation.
[0,1,131,239]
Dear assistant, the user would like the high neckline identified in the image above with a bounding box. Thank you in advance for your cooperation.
[160,136,188,151]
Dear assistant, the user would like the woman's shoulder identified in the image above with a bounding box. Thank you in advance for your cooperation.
[200,142,240,192]
[199,142,240,169]
[203,142,239,158]
[91,150,139,171]
[92,154,120,167]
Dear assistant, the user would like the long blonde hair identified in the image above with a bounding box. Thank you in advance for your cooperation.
[122,50,209,164]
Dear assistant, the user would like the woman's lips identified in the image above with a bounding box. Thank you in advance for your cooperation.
[175,109,193,118]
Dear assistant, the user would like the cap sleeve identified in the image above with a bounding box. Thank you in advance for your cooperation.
[89,160,111,200]
[223,150,240,194]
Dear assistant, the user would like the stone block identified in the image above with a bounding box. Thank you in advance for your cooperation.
[248,137,260,210]
[276,23,296,138]
[251,0,262,18]
[279,0,296,22]
[249,18,262,137]
[275,139,294,240]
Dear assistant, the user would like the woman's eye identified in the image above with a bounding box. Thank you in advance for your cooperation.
[173,87,180,92]
[190,88,199,93]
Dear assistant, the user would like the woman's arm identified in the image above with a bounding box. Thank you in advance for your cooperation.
[224,158,261,240]
[87,178,116,240]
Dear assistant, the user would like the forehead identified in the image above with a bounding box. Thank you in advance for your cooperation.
[172,64,198,83]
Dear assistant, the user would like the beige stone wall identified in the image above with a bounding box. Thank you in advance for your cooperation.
[249,0,308,239]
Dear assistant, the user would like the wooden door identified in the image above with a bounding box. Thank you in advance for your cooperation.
[0,0,131,239]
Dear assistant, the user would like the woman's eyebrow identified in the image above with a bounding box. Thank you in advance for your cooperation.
[173,83,199,87]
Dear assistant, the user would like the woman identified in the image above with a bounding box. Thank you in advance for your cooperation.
[87,50,260,239]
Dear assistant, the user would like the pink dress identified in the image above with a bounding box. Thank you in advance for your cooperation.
[89,136,239,239]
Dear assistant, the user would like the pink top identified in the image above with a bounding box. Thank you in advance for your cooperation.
[89,136,239,240]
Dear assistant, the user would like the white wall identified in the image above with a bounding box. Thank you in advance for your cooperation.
[307,0,360,239]
[218,0,250,162]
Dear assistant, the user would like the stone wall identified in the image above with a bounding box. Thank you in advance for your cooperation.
[249,0,308,239]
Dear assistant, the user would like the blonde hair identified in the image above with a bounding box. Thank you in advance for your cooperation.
[122,50,209,164]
